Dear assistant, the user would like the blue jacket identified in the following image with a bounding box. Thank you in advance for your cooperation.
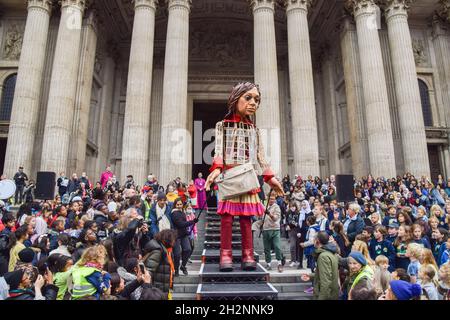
[382,215,397,227]
[149,203,173,236]
[345,215,365,243]
[440,249,449,266]
[412,238,431,249]
[432,240,445,265]
[369,238,396,272]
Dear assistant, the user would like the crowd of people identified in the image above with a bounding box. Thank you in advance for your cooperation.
[0,166,450,301]
[0,166,209,300]
[275,173,450,300]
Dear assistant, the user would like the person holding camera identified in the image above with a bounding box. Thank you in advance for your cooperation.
[171,198,198,276]
[110,208,151,267]
[6,266,58,300]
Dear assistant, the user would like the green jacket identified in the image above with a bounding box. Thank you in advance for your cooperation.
[312,243,340,300]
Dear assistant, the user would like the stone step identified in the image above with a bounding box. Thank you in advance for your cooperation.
[173,275,201,285]
[173,283,198,293]
[171,292,198,300]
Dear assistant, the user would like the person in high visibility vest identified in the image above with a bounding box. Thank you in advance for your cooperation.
[71,245,111,300]
[140,191,154,222]
[344,251,374,300]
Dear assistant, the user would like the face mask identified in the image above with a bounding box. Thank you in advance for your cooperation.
[290,208,296,212]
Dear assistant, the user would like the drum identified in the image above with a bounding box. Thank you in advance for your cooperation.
[0,179,16,199]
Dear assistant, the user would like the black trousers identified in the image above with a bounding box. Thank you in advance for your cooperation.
[173,235,192,271]
[14,185,24,204]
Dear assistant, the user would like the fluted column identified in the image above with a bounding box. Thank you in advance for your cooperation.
[69,10,98,175]
[346,0,396,177]
[249,0,282,176]
[148,68,164,178]
[121,0,158,185]
[40,0,86,173]
[284,0,320,177]
[384,0,430,177]
[159,0,191,186]
[433,1,450,133]
[340,14,370,178]
[4,0,52,177]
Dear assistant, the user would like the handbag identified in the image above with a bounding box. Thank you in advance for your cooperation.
[214,121,260,200]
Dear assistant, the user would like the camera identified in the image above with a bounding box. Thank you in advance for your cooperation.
[137,219,151,229]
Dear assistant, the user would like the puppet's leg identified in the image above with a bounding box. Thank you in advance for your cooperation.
[219,213,233,272]
[240,216,256,271]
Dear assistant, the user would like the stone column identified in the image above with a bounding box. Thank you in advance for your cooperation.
[121,0,158,185]
[3,0,52,177]
[159,0,191,186]
[346,0,396,178]
[40,0,86,173]
[340,14,370,178]
[284,0,320,177]
[384,0,430,177]
[322,54,340,175]
[249,0,282,176]
[433,2,450,136]
[148,68,164,178]
[69,10,98,175]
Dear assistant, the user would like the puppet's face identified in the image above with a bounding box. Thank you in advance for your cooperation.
[236,88,260,117]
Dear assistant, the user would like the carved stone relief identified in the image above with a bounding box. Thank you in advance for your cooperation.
[412,39,427,66]
[189,21,252,70]
[2,23,24,60]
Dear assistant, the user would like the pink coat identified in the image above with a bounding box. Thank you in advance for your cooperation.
[100,171,113,188]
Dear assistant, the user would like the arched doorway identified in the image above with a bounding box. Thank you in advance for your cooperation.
[0,73,17,175]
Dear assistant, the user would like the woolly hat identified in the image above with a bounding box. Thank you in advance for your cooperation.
[390,280,422,300]
[3,269,24,290]
[157,191,167,201]
[18,248,35,264]
[348,251,367,266]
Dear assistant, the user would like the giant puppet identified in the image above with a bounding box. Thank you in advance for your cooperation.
[205,82,284,272]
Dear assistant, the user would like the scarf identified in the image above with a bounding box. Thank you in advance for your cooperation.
[298,200,311,228]
[166,247,175,289]
[156,205,171,231]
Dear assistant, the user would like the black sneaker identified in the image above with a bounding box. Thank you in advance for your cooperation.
[180,265,188,276]
[187,259,193,264]
[174,271,179,277]
[281,256,286,266]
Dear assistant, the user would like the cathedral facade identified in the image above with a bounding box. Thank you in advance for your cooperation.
[0,0,449,185]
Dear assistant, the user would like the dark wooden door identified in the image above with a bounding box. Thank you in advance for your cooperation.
[427,145,441,181]
[192,102,227,207]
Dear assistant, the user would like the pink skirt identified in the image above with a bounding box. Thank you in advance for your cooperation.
[217,193,265,217]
